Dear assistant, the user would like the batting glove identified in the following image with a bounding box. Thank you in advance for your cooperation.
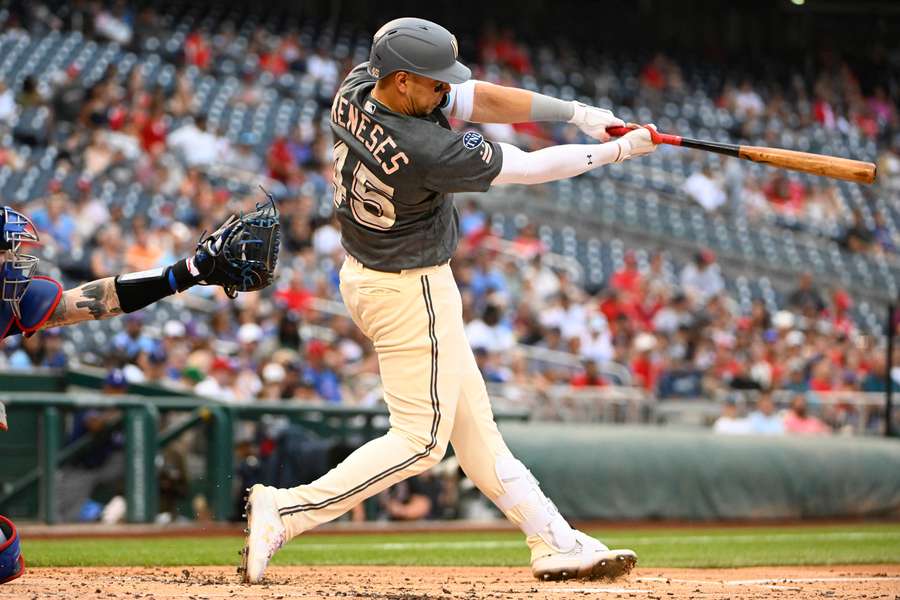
[613,124,659,162]
[569,102,626,142]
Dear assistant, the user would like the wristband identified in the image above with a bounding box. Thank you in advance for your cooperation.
[530,95,576,122]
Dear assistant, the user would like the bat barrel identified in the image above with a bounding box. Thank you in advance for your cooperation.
[738,146,876,185]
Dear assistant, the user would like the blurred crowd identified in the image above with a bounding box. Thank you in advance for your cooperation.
[452,226,897,431]
[0,3,896,429]
[713,391,835,437]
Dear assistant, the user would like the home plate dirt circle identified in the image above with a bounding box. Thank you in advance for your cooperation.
[4,565,898,599]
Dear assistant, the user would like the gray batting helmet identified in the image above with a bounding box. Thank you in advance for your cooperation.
[368,17,470,84]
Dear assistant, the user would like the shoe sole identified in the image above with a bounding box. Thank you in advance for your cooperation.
[534,550,637,582]
[237,487,252,583]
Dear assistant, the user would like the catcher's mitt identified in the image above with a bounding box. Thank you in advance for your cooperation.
[195,188,280,298]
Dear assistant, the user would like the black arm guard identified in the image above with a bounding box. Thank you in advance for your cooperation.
[114,259,197,314]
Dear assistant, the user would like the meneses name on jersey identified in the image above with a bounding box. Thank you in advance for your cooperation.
[330,94,410,176]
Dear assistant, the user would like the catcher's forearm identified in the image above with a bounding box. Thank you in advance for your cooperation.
[41,259,199,332]
[42,277,123,329]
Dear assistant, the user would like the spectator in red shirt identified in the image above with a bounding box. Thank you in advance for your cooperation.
[610,250,641,296]
[138,96,167,154]
[711,343,744,384]
[640,54,666,91]
[630,333,660,391]
[625,279,666,331]
[512,222,546,260]
[598,288,625,332]
[851,102,879,139]
[763,172,806,215]
[570,358,607,388]
[783,393,830,435]
[478,26,531,74]
[274,270,314,314]
[260,39,289,76]
[829,289,855,335]
[184,31,211,70]
[106,103,127,130]
[808,359,834,392]
[813,90,836,129]
[494,29,531,74]
[268,136,303,185]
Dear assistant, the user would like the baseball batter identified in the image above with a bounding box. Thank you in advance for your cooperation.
[0,202,278,585]
[241,17,657,584]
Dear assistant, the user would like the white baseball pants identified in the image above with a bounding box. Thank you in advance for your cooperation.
[272,256,553,556]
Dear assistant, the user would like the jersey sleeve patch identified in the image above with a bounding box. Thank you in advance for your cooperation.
[462,130,484,150]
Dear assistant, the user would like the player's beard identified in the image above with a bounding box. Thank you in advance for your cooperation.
[411,94,440,117]
[412,98,431,117]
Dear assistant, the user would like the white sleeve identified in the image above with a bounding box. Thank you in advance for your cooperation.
[440,79,478,121]
[492,141,622,186]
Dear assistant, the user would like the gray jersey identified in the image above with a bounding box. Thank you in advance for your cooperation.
[329,63,502,272]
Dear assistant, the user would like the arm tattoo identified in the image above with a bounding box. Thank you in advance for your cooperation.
[44,293,69,328]
[75,280,122,319]
[42,277,123,330]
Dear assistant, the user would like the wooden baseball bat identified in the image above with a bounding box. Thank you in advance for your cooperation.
[606,126,877,185]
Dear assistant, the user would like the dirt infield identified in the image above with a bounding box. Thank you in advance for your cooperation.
[3,565,898,599]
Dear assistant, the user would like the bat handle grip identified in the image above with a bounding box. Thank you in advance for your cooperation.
[606,125,682,146]
[606,126,634,138]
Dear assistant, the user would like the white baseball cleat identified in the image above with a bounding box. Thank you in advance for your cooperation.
[531,531,637,582]
[238,484,286,584]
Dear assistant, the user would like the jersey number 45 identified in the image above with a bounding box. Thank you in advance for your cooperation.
[333,141,397,231]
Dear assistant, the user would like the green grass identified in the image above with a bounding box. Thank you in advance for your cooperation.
[23,523,900,569]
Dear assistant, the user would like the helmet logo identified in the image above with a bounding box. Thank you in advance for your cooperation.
[450,35,459,59]
[371,66,380,78]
